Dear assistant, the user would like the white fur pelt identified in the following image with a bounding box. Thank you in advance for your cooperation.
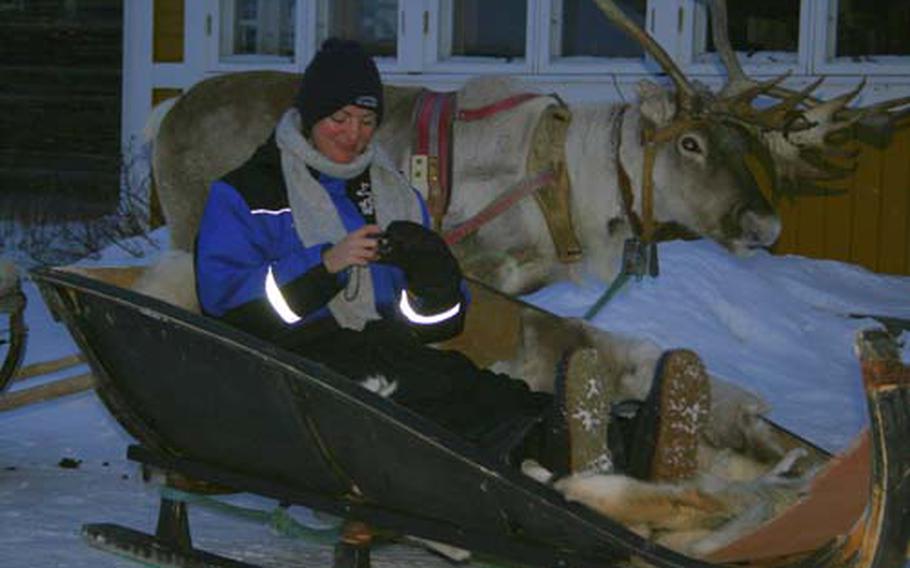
[495,310,783,464]
[130,250,199,313]
[549,446,812,558]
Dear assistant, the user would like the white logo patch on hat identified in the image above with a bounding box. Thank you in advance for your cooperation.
[354,95,379,109]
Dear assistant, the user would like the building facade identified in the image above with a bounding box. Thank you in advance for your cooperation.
[123,0,910,275]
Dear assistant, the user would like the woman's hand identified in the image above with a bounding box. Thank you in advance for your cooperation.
[322,224,382,274]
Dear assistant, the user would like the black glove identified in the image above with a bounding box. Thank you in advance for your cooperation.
[380,221,462,308]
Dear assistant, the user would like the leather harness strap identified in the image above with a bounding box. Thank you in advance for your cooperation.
[412,90,457,230]
[614,108,699,244]
[411,89,582,259]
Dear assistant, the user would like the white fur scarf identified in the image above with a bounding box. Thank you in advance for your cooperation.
[275,109,423,330]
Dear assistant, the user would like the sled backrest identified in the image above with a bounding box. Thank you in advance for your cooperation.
[61,266,146,289]
[64,260,527,369]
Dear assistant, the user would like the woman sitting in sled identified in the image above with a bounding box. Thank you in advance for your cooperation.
[194,38,710,483]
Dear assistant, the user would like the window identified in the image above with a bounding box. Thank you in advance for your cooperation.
[834,0,910,59]
[440,0,527,62]
[540,0,652,74]
[701,1,799,60]
[814,0,910,74]
[315,0,398,58]
[684,0,807,74]
[218,0,296,64]
[552,0,646,60]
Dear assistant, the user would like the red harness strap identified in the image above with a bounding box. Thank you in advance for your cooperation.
[412,91,457,228]
[443,170,556,246]
[412,90,549,228]
[412,90,557,241]
[456,93,543,122]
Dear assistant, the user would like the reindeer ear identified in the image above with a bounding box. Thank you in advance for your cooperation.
[636,80,677,127]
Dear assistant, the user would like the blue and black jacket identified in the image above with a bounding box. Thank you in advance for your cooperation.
[195,137,466,345]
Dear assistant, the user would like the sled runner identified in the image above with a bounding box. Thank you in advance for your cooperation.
[0,261,27,395]
[31,265,909,568]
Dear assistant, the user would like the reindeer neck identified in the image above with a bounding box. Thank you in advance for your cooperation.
[564,103,631,242]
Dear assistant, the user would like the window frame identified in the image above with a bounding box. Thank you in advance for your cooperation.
[313,0,407,73]
[676,0,812,79]
[419,0,538,74]
[811,0,910,76]
[205,0,307,72]
[535,0,660,76]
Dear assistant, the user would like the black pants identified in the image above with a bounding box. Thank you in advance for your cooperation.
[284,319,554,455]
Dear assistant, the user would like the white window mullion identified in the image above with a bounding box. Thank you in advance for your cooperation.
[205,0,222,72]
[540,0,560,72]
[121,0,153,158]
[423,0,444,68]
[297,0,316,71]
[647,0,683,70]
[526,0,542,74]
[397,1,425,73]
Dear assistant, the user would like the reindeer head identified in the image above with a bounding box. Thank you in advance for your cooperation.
[634,80,781,253]
[594,0,909,253]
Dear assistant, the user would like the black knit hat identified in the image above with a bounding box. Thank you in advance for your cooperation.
[296,38,383,136]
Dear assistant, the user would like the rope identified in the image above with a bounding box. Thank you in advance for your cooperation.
[583,272,631,321]
[159,486,342,542]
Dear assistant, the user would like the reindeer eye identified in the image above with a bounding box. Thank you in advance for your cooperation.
[680,136,702,153]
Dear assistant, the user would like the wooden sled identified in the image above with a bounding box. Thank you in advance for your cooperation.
[31,265,909,568]
[0,262,28,395]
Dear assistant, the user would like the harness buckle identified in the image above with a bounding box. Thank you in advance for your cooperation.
[409,155,429,194]
[621,238,659,280]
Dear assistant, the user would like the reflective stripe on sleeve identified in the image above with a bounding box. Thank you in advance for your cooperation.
[265,265,302,324]
[251,207,291,216]
[398,290,461,325]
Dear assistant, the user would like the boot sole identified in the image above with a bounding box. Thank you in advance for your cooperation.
[648,349,710,482]
[564,348,613,474]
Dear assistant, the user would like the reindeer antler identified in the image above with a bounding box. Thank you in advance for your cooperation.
[593,0,909,198]
[591,0,699,113]
[708,0,753,98]
[704,0,910,195]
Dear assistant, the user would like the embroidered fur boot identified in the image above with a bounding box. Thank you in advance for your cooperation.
[560,347,616,474]
[626,349,711,482]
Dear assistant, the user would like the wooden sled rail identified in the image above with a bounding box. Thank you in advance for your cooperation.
[0,372,96,412]
[13,353,85,382]
[0,353,92,412]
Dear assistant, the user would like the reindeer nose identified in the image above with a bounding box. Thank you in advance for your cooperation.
[740,210,781,247]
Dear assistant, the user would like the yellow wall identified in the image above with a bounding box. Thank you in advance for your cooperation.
[153,0,184,63]
[774,119,910,276]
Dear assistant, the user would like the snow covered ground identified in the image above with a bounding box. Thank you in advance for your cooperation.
[1,229,908,567]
